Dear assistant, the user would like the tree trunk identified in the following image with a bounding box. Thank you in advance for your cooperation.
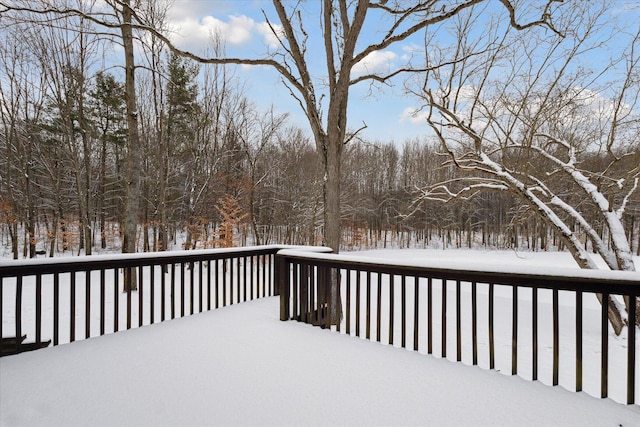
[78,55,92,256]
[121,0,139,291]
[322,135,343,324]
[99,139,107,249]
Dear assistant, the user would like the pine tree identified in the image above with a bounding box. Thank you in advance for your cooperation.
[89,72,127,250]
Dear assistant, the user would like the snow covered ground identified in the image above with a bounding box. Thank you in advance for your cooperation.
[1,248,640,426]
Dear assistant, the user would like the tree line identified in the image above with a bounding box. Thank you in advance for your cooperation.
[1,46,637,258]
[0,0,638,261]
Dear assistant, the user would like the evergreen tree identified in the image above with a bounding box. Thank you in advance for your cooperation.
[88,72,127,249]
[162,53,200,248]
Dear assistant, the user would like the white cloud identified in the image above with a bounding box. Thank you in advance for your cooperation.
[351,50,397,75]
[256,21,284,49]
[168,11,286,53]
[171,15,253,48]
[214,15,254,45]
[570,87,635,122]
[399,107,429,125]
[400,43,423,61]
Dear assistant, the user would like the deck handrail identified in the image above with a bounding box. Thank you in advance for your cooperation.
[0,245,329,356]
[276,249,640,405]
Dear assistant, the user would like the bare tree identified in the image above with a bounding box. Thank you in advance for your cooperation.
[27,6,104,256]
[270,126,324,246]
[412,1,639,334]
[233,102,288,246]
[0,0,558,248]
[0,0,564,321]
[0,21,48,258]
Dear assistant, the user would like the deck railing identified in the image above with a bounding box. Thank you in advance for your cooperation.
[276,249,640,405]
[0,245,327,356]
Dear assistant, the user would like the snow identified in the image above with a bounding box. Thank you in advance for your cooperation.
[0,245,328,268]
[1,249,640,426]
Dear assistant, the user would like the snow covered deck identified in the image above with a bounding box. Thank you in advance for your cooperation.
[1,297,638,426]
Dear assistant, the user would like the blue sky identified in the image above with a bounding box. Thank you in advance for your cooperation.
[165,0,436,144]
[162,0,640,146]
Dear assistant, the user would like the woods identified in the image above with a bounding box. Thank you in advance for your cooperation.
[0,0,638,268]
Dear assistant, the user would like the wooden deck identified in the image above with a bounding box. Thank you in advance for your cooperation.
[2,297,638,426]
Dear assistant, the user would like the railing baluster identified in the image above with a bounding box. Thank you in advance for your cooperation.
[0,278,3,346]
[68,272,76,339]
[223,259,227,307]
[312,265,318,325]
[85,271,91,339]
[150,264,155,324]
[428,277,433,355]
[16,276,23,354]
[472,281,477,366]
[53,273,59,346]
[300,262,308,323]
[553,288,559,386]
[319,266,325,329]
[336,269,341,333]
[252,256,257,300]
[250,256,254,301]
[267,254,272,296]
[532,285,538,381]
[229,258,234,305]
[389,274,395,346]
[100,269,106,335]
[262,255,266,298]
[401,275,406,349]
[269,253,274,296]
[171,263,176,319]
[576,290,582,392]
[346,268,351,335]
[0,278,3,344]
[35,274,42,344]
[628,294,636,405]
[489,283,494,370]
[441,278,447,359]
[456,280,461,362]
[356,270,361,337]
[139,266,144,327]
[236,257,241,304]
[366,271,371,340]
[207,260,212,311]
[189,262,194,316]
[601,292,609,398]
[310,264,316,324]
[414,276,419,352]
[292,262,299,320]
[126,270,132,330]
[512,285,518,375]
[215,259,220,308]
[181,263,185,316]
[114,268,119,332]
[199,261,203,312]
[244,256,248,302]
[293,263,305,320]
[376,272,382,343]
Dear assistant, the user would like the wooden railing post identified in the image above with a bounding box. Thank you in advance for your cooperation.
[277,253,290,321]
